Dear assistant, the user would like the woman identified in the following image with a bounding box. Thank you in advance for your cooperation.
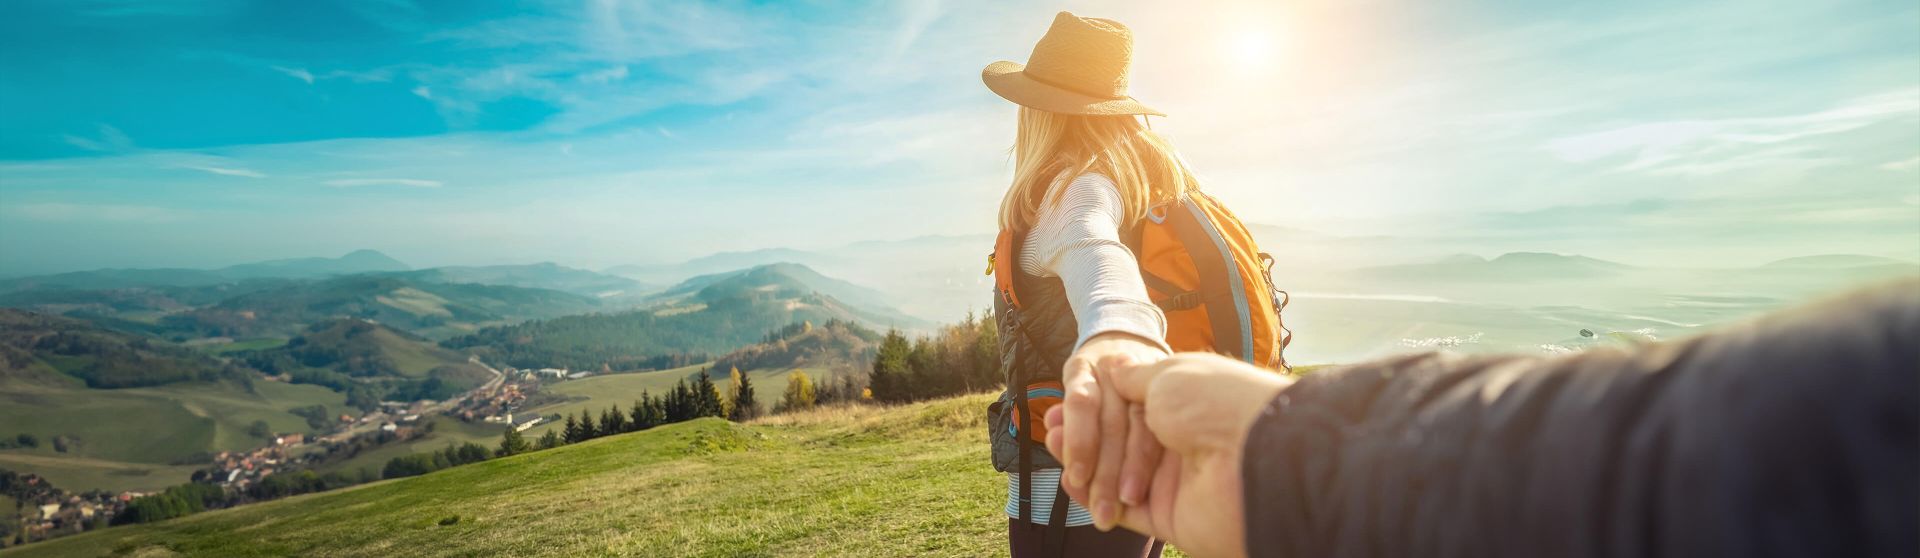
[981,11,1203,558]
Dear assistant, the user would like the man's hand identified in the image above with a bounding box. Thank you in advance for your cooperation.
[1048,352,1292,558]
[1057,331,1167,529]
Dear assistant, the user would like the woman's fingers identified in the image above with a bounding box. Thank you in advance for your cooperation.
[1118,402,1162,507]
[1059,355,1100,490]
[1090,372,1130,530]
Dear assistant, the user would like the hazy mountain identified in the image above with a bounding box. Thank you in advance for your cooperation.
[710,319,881,375]
[218,249,410,279]
[647,263,920,327]
[605,248,840,286]
[391,263,650,299]
[0,250,410,293]
[161,275,601,340]
[444,263,923,372]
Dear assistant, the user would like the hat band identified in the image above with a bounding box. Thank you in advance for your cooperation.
[1021,68,1129,102]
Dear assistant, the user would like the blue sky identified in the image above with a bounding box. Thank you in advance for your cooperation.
[1,0,1916,274]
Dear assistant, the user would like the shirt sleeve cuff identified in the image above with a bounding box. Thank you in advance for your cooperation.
[1072,297,1172,354]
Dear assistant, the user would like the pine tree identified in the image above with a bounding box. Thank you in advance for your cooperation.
[497,426,531,457]
[693,369,723,418]
[601,406,627,435]
[870,329,913,403]
[630,398,649,432]
[730,370,758,421]
[563,414,582,443]
[538,428,561,450]
[581,409,600,439]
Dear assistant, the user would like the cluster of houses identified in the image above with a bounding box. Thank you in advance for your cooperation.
[1,473,141,546]
[206,435,303,488]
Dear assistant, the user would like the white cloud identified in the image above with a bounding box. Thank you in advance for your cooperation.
[411,85,432,99]
[578,66,629,84]
[60,124,135,152]
[271,65,316,84]
[1545,89,1920,174]
[181,165,266,178]
[323,178,444,188]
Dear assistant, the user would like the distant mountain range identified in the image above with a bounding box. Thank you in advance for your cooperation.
[443,263,925,372]
[0,250,412,292]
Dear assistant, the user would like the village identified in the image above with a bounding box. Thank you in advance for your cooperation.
[4,363,584,547]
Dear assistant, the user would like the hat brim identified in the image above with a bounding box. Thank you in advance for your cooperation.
[982,60,1165,117]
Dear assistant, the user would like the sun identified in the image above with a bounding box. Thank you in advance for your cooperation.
[1225,29,1278,72]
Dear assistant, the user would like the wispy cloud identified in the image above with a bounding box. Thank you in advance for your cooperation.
[180,165,266,178]
[1544,89,1920,175]
[270,65,316,84]
[60,124,135,152]
[411,85,432,99]
[323,178,443,188]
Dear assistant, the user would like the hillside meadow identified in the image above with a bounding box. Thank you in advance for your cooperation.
[0,393,1194,557]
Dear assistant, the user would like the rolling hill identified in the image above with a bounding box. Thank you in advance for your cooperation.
[0,250,410,293]
[387,263,652,299]
[160,275,602,340]
[2,394,1043,558]
[442,264,918,372]
[0,309,248,389]
[237,318,494,406]
[0,310,357,491]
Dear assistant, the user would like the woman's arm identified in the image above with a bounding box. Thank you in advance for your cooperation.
[1024,172,1171,529]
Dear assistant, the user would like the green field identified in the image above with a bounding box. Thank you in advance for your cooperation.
[0,380,357,492]
[0,393,1189,557]
[517,363,845,438]
[310,417,515,478]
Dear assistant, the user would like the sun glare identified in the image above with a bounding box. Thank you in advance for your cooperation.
[1226,29,1277,72]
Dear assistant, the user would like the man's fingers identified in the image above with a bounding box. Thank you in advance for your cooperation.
[1090,373,1130,530]
[1104,354,1176,403]
[1117,403,1162,507]
[1059,356,1099,490]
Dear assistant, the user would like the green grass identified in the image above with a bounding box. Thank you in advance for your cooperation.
[0,380,354,492]
[311,417,513,478]
[0,393,1188,557]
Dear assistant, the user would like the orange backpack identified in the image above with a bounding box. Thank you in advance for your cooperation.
[993,190,1292,370]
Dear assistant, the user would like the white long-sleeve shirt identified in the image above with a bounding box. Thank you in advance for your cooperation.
[1006,172,1170,526]
[1018,172,1171,354]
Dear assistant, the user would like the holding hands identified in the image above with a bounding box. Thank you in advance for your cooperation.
[1046,352,1293,558]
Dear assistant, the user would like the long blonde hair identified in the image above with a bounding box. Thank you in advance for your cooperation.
[998,106,1199,232]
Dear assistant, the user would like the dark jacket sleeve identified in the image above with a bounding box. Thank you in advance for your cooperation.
[1241,280,1919,558]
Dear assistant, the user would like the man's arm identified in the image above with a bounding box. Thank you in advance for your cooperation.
[1241,280,1919,557]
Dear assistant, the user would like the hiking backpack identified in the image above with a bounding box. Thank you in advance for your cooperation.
[986,190,1292,528]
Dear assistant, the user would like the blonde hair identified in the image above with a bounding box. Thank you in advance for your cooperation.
[998,106,1199,232]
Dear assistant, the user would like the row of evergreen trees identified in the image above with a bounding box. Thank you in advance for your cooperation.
[869,311,1000,403]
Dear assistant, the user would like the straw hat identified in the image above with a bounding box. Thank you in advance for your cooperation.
[982,12,1164,117]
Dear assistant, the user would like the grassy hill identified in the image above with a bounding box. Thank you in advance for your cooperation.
[0,393,1131,557]
[162,275,601,340]
[237,319,494,406]
[444,264,918,372]
[0,309,248,389]
[0,379,354,492]
[387,263,651,299]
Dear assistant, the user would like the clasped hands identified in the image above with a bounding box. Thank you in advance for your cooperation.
[1048,333,1293,558]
